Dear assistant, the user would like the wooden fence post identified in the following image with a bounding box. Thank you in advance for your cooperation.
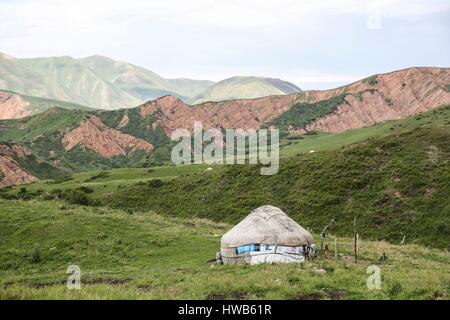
[354,233,359,263]
[334,237,338,260]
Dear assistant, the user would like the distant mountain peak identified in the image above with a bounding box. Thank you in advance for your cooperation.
[192,76,302,104]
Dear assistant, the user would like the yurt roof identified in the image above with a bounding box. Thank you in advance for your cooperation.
[221,205,314,248]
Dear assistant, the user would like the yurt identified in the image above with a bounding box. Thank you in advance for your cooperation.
[219,205,316,265]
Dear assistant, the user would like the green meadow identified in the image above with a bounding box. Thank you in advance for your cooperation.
[1,200,449,300]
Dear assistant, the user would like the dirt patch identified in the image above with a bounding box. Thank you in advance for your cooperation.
[82,278,132,285]
[290,290,346,300]
[328,290,346,300]
[290,293,323,300]
[207,291,249,300]
[183,223,195,228]
[136,284,153,292]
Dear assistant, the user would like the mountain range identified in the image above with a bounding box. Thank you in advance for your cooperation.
[0,66,449,188]
[0,52,301,116]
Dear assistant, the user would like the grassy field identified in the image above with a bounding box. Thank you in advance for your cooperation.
[5,164,210,196]
[1,200,449,300]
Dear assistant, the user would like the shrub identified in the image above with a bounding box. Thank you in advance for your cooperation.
[85,171,110,182]
[61,189,95,206]
[77,186,94,194]
[388,281,403,298]
[364,75,378,86]
[50,188,63,198]
[18,187,33,200]
[32,243,41,263]
[148,179,164,188]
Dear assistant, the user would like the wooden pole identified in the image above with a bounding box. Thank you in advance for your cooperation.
[354,233,359,263]
[321,237,324,253]
[353,216,358,264]
[334,237,338,260]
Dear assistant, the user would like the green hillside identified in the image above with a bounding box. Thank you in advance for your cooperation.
[20,57,142,109]
[81,55,214,102]
[0,53,214,111]
[192,76,301,104]
[100,122,450,250]
[0,55,80,103]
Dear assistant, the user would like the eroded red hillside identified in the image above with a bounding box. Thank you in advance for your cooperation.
[304,67,450,133]
[0,144,37,187]
[0,91,31,120]
[62,116,154,157]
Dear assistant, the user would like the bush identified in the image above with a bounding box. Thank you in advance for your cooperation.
[148,179,164,188]
[77,186,94,194]
[61,189,95,206]
[388,281,403,298]
[32,243,41,263]
[85,171,110,182]
[17,187,33,200]
[364,75,378,86]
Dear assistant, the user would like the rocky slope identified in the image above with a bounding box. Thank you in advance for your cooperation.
[302,67,450,133]
[0,91,31,120]
[0,144,37,188]
[137,94,298,134]
[0,90,91,120]
[62,116,153,157]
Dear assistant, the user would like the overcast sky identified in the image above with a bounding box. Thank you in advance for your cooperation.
[0,0,449,89]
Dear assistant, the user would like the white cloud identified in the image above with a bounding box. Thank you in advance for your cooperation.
[1,0,447,34]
